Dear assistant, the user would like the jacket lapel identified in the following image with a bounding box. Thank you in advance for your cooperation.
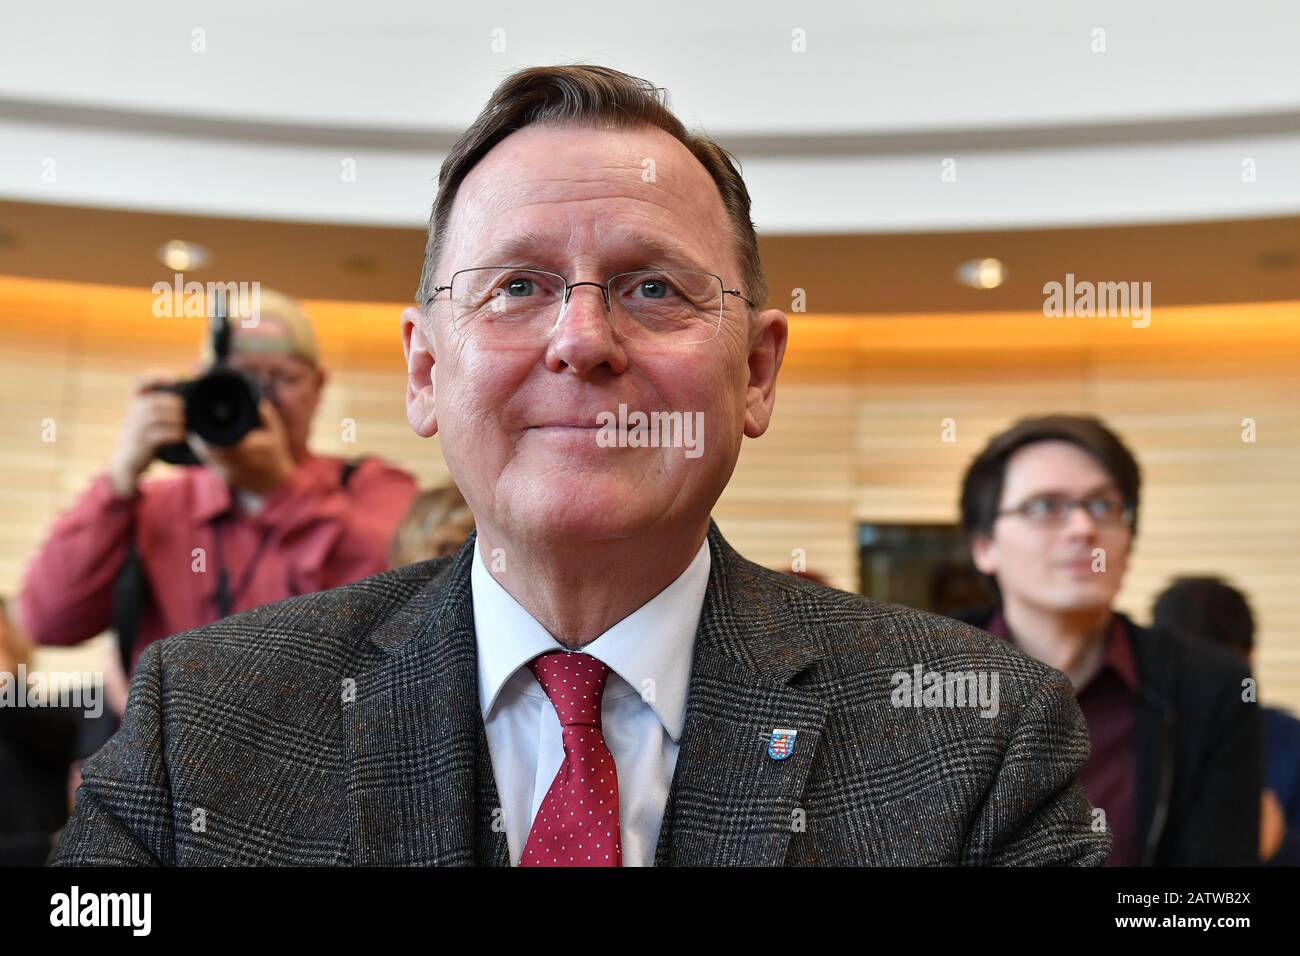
[1125,616,1177,866]
[342,533,508,866]
[655,521,829,865]
[474,717,511,866]
[343,520,828,867]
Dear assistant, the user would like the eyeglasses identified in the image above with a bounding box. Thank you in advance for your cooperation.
[424,267,754,347]
[996,493,1135,528]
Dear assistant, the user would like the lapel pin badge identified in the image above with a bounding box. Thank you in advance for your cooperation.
[767,727,798,761]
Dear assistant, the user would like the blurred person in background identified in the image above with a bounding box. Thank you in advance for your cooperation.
[388,483,476,567]
[1153,576,1300,865]
[928,560,996,619]
[956,415,1262,865]
[16,289,419,676]
[0,596,80,866]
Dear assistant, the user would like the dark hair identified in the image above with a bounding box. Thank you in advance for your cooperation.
[415,64,767,311]
[959,414,1142,538]
[1152,577,1255,653]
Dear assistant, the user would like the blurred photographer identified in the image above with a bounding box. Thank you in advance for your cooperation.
[16,289,418,674]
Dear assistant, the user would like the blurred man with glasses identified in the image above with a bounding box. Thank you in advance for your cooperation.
[54,66,1109,867]
[956,415,1262,865]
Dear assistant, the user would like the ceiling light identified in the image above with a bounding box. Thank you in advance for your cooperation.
[159,239,210,271]
[956,257,1005,290]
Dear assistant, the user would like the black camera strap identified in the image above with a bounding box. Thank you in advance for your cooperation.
[112,456,370,668]
[209,513,276,619]
[111,542,149,676]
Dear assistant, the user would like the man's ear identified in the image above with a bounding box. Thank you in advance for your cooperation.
[401,306,438,438]
[970,532,998,576]
[743,307,788,439]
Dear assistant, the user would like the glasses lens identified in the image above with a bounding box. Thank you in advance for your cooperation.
[1084,496,1127,524]
[1022,495,1067,522]
[449,268,565,344]
[609,271,723,345]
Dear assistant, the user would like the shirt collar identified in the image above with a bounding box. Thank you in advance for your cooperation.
[986,609,1139,692]
[470,534,710,743]
[192,468,234,525]
[191,454,328,526]
[1099,614,1139,691]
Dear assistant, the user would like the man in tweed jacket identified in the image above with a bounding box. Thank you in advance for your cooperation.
[54,521,1108,865]
[52,64,1109,866]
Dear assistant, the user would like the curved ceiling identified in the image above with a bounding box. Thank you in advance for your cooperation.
[1,1,1298,233]
[2,200,1297,310]
[5,0,1300,133]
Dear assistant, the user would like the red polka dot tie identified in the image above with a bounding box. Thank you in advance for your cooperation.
[519,651,622,867]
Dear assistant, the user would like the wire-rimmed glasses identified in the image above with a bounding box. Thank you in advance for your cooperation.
[425,267,753,347]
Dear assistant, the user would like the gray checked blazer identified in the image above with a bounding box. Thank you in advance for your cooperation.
[51,520,1111,866]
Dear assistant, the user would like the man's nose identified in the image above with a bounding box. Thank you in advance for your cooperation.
[1061,501,1101,538]
[544,284,628,375]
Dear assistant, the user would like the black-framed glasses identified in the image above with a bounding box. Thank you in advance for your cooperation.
[997,493,1135,528]
[424,267,754,347]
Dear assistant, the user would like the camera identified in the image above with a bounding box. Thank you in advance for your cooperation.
[152,291,265,466]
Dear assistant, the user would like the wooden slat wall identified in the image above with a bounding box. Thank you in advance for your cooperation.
[718,306,1300,713]
[2,278,1297,710]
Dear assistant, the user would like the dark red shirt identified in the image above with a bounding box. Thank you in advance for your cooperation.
[985,611,1140,866]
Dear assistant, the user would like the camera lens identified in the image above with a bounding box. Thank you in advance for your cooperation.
[186,369,261,446]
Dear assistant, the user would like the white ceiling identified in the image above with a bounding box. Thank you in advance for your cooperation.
[1,0,1298,231]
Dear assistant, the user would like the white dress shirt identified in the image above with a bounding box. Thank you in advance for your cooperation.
[471,534,710,866]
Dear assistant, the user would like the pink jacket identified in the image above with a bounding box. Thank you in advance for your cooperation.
[18,455,419,671]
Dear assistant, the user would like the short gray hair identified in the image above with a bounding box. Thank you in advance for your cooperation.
[415,64,767,313]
